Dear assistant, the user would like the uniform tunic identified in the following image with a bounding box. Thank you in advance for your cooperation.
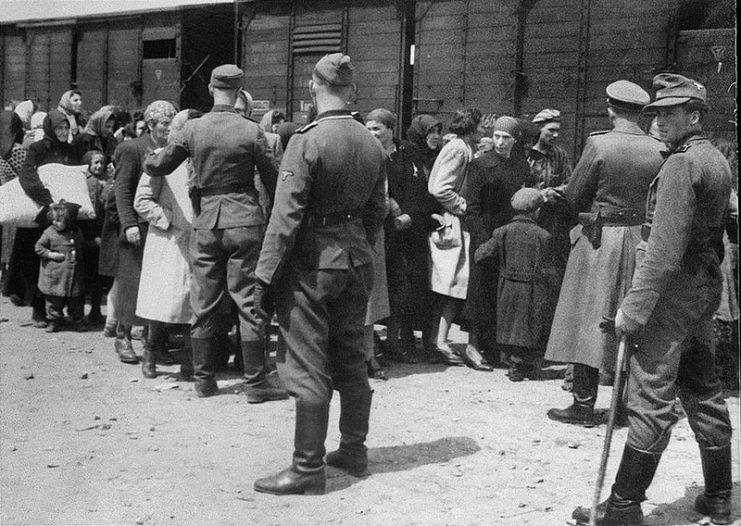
[255,109,386,404]
[619,134,732,453]
[545,121,664,370]
[144,105,277,342]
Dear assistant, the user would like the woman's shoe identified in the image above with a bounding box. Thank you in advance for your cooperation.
[436,345,464,366]
[103,320,117,338]
[462,345,493,371]
[366,358,387,380]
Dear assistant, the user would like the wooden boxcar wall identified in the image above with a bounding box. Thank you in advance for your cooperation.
[241,0,402,126]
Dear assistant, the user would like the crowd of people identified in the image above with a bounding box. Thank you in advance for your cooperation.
[0,53,738,522]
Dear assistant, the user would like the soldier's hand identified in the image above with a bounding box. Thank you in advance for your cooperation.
[615,308,641,337]
[125,226,141,246]
[431,213,446,230]
[254,281,275,321]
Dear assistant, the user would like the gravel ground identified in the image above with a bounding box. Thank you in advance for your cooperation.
[1,296,739,526]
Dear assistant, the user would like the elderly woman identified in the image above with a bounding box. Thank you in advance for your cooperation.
[4,110,79,326]
[57,90,84,143]
[464,116,536,372]
[134,109,202,379]
[73,107,117,163]
[100,100,177,365]
[258,109,285,163]
[403,114,442,177]
[427,108,482,365]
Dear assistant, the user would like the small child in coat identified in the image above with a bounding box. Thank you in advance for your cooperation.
[474,187,558,381]
[34,200,86,333]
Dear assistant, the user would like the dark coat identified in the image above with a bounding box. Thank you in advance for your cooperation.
[461,150,534,339]
[384,140,438,326]
[474,215,558,350]
[35,225,84,297]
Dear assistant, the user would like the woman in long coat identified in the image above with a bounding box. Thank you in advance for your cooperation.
[4,110,78,326]
[427,108,482,366]
[134,109,200,378]
[463,117,535,367]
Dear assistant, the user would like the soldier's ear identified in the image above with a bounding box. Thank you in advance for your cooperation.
[207,83,214,97]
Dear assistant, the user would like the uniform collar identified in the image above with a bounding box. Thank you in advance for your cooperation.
[611,120,644,135]
[512,214,537,224]
[662,132,705,157]
[316,109,354,120]
[211,104,238,113]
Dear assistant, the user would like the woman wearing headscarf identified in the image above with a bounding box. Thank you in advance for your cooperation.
[403,114,442,178]
[134,109,202,379]
[0,111,27,284]
[23,112,47,148]
[463,116,536,372]
[427,108,482,366]
[3,110,79,326]
[13,100,35,131]
[57,90,84,143]
[101,100,177,365]
[73,107,117,163]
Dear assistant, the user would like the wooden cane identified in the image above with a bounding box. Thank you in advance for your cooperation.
[589,334,629,526]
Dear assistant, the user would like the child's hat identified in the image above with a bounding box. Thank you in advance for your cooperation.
[49,199,82,222]
[511,188,544,212]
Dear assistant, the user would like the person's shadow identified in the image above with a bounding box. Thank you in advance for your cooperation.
[326,436,481,492]
[642,481,740,525]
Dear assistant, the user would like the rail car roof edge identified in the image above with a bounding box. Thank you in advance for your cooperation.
[0,0,248,25]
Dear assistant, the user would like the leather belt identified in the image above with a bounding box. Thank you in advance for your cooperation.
[315,209,362,227]
[199,183,253,197]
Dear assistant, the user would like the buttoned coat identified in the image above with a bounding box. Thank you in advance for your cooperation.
[35,225,84,297]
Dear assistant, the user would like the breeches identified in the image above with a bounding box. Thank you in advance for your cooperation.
[275,264,373,405]
[625,270,732,453]
[190,226,264,341]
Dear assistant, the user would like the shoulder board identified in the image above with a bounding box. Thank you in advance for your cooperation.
[296,121,319,134]
[588,130,610,136]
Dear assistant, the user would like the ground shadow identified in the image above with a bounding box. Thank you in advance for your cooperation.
[643,481,741,525]
[327,435,481,492]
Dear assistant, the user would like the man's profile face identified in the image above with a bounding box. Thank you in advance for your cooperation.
[148,118,172,147]
[654,105,696,145]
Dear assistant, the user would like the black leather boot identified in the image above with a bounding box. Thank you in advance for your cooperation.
[695,444,733,524]
[191,337,218,397]
[326,383,372,477]
[548,363,598,426]
[572,445,661,525]
[241,341,288,403]
[254,402,329,495]
[148,321,177,366]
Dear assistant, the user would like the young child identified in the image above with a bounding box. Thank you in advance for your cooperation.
[474,187,558,381]
[34,200,86,333]
[80,150,109,324]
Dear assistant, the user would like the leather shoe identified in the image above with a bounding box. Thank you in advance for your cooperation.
[195,378,219,398]
[462,345,493,371]
[114,338,139,364]
[244,384,289,404]
[547,403,594,426]
[436,345,464,366]
[695,493,732,525]
[254,466,325,495]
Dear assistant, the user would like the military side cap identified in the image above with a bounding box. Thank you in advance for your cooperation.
[645,73,707,109]
[210,64,244,89]
[532,108,561,125]
[313,53,355,87]
[511,188,544,212]
[606,80,650,112]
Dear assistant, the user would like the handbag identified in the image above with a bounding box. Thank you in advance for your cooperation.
[430,211,462,249]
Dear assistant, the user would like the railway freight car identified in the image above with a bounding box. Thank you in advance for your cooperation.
[1,0,735,158]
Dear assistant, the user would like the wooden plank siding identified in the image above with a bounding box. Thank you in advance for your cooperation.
[25,27,73,111]
[1,33,26,103]
[75,26,108,110]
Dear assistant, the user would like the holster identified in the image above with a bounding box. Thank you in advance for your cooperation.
[578,210,603,249]
[189,186,201,217]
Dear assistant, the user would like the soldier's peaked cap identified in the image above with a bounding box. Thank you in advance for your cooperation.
[210,64,243,89]
[606,80,650,112]
[645,73,707,109]
[313,53,355,87]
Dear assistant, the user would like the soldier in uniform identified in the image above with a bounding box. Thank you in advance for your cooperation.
[572,74,734,526]
[252,53,386,495]
[545,81,664,425]
[143,65,287,402]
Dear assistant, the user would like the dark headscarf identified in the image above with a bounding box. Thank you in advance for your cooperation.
[406,114,442,150]
[43,109,71,145]
[1,110,24,158]
[83,108,115,137]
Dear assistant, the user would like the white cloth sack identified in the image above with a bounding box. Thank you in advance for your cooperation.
[0,164,95,227]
